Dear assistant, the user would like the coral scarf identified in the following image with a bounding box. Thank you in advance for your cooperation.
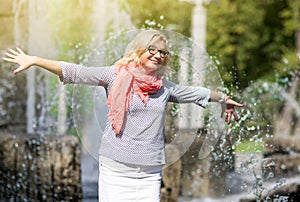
[107,62,162,135]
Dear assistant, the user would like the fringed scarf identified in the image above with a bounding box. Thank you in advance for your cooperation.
[107,62,162,135]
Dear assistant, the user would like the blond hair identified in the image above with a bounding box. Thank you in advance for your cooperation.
[117,30,170,77]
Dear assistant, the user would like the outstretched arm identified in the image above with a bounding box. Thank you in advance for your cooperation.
[3,48,62,77]
[164,80,244,124]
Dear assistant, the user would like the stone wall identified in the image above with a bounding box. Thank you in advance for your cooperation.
[0,133,82,201]
[180,129,234,198]
[240,182,300,202]
[161,144,182,202]
[263,137,300,178]
[162,128,234,200]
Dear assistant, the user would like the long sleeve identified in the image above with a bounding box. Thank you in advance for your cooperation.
[59,62,114,87]
[163,79,211,108]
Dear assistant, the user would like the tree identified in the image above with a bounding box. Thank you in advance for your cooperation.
[121,0,298,91]
[206,0,295,89]
[47,0,94,135]
[120,0,193,36]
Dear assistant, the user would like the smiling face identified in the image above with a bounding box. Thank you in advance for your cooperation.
[140,39,168,75]
[118,30,170,77]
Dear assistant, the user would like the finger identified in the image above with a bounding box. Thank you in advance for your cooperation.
[13,66,25,74]
[2,57,15,63]
[235,103,244,107]
[8,48,18,55]
[226,99,244,107]
[233,111,239,121]
[5,52,16,59]
[225,113,230,124]
[16,47,25,54]
[234,102,244,107]
[230,101,243,107]
[227,113,231,124]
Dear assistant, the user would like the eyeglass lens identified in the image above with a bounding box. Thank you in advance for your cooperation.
[148,46,169,58]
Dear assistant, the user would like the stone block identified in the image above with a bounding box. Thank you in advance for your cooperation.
[262,154,300,179]
[264,137,300,156]
[0,133,82,201]
[161,144,182,202]
[240,182,300,202]
[263,137,300,178]
[179,129,234,198]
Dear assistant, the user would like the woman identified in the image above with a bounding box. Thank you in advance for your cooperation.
[3,30,243,201]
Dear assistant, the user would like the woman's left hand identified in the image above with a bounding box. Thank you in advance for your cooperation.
[221,98,244,124]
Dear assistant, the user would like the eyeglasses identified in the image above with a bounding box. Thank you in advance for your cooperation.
[147,46,169,58]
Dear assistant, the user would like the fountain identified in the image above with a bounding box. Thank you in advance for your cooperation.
[1,0,300,202]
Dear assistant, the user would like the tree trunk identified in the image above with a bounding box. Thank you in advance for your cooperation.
[293,30,300,135]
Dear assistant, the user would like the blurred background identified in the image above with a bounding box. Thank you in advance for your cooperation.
[0,0,300,201]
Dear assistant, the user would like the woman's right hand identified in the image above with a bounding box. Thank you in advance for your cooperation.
[3,48,36,74]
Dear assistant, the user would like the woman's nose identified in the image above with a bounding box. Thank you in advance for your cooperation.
[153,51,161,58]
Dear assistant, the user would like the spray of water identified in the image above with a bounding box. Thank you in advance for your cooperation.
[69,29,229,169]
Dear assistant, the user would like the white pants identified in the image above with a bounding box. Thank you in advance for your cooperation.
[99,156,162,202]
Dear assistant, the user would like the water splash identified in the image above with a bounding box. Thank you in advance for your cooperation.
[70,30,227,168]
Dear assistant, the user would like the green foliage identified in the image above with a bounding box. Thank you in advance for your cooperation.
[120,0,193,36]
[242,80,284,130]
[275,50,300,78]
[120,0,299,91]
[47,0,95,135]
[235,139,263,153]
[206,0,297,89]
[48,0,94,62]
[281,0,300,36]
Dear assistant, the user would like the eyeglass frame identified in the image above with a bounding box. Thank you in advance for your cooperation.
[147,45,169,58]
